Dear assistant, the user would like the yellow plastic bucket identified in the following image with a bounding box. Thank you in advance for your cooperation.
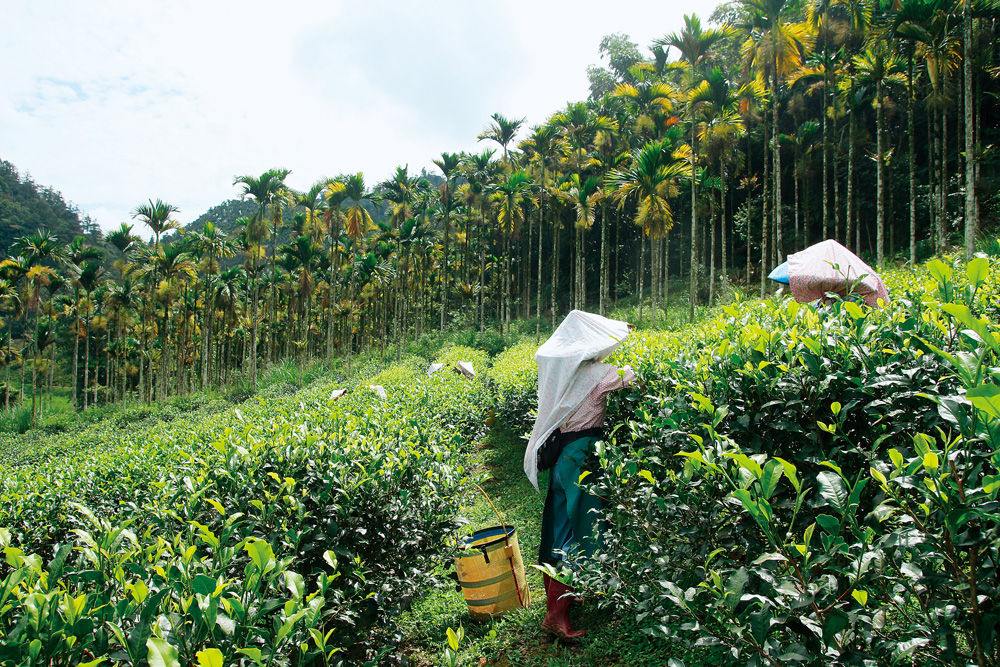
[455,525,531,621]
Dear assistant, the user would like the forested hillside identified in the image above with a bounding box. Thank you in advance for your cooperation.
[0,160,89,255]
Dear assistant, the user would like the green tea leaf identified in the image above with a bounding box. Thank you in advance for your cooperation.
[926,258,953,284]
[284,570,304,600]
[912,433,933,458]
[967,257,989,288]
[196,648,223,667]
[982,475,1000,496]
[759,460,784,500]
[822,608,850,645]
[237,648,263,665]
[817,471,848,513]
[244,539,274,572]
[732,490,761,521]
[869,465,887,485]
[146,638,180,667]
[773,457,800,493]
[968,384,1000,421]
[888,449,904,469]
[724,567,748,612]
[726,453,763,478]
[815,514,840,534]
[843,301,864,320]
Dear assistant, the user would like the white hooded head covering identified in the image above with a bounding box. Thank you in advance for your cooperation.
[523,310,630,490]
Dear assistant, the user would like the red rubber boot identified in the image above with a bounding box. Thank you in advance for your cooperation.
[541,576,585,641]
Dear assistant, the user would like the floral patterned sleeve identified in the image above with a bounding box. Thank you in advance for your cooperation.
[560,365,635,433]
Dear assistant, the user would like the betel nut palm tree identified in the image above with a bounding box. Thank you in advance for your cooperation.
[432,152,462,330]
[233,168,291,370]
[658,14,734,322]
[609,137,690,321]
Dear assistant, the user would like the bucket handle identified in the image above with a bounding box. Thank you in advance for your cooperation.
[471,482,526,609]
[472,482,508,532]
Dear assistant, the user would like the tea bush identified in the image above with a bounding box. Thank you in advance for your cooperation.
[484,339,538,434]
[0,353,494,665]
[574,257,1000,666]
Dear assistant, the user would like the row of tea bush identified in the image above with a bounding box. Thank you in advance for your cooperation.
[485,256,1000,666]
[0,346,505,666]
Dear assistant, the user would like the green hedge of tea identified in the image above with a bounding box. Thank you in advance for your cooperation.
[0,348,493,666]
[576,257,1000,666]
[472,258,1000,666]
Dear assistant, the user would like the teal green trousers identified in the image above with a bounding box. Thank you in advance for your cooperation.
[538,435,603,566]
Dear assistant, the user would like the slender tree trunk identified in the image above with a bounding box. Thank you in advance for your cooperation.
[160,302,169,404]
[536,190,544,343]
[48,335,56,415]
[639,234,646,323]
[251,271,259,387]
[72,289,80,410]
[479,212,486,333]
[689,120,698,322]
[833,137,841,245]
[908,55,918,266]
[794,158,801,250]
[833,112,840,243]
[937,107,946,254]
[83,316,90,412]
[138,296,145,404]
[120,319,127,412]
[202,279,211,389]
[19,310,28,408]
[823,82,830,241]
[721,160,728,292]
[5,321,12,410]
[773,70,783,265]
[650,238,657,322]
[964,4,977,259]
[31,345,37,423]
[746,137,752,285]
[440,203,450,331]
[99,310,108,406]
[876,78,886,270]
[848,108,856,254]
[761,108,771,297]
[664,234,670,311]
[600,203,608,316]
[709,180,716,307]
[524,226,531,320]
[505,235,512,336]
[551,217,559,330]
[612,206,622,308]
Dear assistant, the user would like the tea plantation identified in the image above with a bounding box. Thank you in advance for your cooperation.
[4,254,1000,666]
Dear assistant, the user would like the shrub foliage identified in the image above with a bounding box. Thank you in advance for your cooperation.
[578,257,1000,666]
[0,356,491,665]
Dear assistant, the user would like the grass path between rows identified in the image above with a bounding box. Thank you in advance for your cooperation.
[398,426,698,667]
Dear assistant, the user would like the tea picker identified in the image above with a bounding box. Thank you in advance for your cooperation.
[524,310,634,641]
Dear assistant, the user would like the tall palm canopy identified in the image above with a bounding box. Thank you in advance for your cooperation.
[0,1,996,418]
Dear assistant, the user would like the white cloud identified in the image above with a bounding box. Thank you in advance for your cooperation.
[1,0,708,233]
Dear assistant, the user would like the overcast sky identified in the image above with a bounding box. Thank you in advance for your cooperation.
[2,0,712,233]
